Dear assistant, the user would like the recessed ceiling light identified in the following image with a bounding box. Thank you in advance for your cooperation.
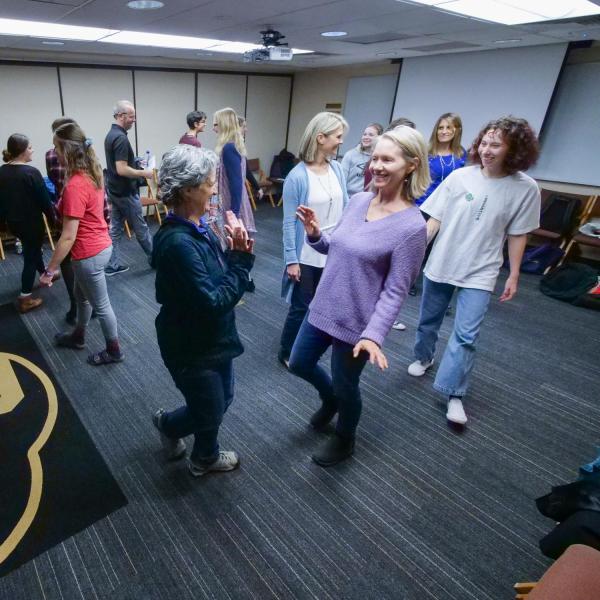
[493,38,522,44]
[42,40,65,45]
[321,31,347,37]
[127,0,164,9]
[376,51,399,56]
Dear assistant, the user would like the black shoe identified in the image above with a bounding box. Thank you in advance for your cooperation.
[91,309,97,319]
[246,278,256,293]
[277,350,290,370]
[309,404,337,431]
[65,309,76,326]
[312,434,355,467]
[408,285,417,296]
[445,306,453,316]
[105,265,129,277]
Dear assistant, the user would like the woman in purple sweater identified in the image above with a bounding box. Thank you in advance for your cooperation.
[289,126,430,466]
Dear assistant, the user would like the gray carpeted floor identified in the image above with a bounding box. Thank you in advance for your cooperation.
[1,206,598,599]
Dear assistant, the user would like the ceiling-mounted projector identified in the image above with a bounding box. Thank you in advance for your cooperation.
[243,29,293,63]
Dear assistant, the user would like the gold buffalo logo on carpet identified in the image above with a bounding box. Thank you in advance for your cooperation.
[0,352,57,566]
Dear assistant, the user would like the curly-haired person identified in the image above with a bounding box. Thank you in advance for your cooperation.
[407,116,541,426]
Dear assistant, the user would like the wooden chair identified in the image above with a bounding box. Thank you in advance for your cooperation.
[42,214,55,250]
[139,169,163,225]
[514,544,600,599]
[124,169,166,237]
[246,158,276,208]
[557,194,599,267]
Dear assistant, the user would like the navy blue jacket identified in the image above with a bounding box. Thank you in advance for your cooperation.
[152,217,254,368]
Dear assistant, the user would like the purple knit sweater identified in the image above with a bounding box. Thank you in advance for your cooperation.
[308,192,426,346]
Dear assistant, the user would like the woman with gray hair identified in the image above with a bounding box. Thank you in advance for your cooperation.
[151,144,255,477]
[278,111,349,369]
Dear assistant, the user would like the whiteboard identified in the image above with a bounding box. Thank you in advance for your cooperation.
[393,44,567,150]
[529,62,600,186]
[341,74,397,155]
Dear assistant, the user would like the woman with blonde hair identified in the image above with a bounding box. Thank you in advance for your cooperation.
[288,126,429,466]
[40,123,122,366]
[213,107,256,234]
[416,112,467,206]
[278,111,349,368]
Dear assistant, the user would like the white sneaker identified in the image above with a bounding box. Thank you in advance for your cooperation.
[392,321,407,331]
[188,450,239,477]
[446,398,468,425]
[407,359,434,377]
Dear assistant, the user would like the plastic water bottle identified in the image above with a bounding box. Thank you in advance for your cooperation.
[144,150,151,169]
[15,239,22,254]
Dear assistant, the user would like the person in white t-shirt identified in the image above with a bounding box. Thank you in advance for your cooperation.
[407,116,541,426]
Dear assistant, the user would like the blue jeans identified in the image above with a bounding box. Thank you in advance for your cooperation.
[414,277,491,398]
[161,361,234,464]
[107,192,152,269]
[289,315,368,438]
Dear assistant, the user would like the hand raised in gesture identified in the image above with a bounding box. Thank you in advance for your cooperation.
[296,205,321,240]
[224,210,254,254]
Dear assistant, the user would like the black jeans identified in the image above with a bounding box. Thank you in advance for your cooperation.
[9,222,45,294]
[279,264,323,359]
[161,361,234,464]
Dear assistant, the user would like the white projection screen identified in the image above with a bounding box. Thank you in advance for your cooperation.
[529,62,600,186]
[393,44,567,149]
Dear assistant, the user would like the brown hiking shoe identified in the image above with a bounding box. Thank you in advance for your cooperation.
[17,296,43,313]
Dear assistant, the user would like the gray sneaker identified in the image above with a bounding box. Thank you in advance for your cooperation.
[105,265,130,277]
[188,451,239,477]
[152,409,186,461]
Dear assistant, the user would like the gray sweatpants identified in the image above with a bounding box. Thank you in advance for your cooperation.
[107,191,152,269]
[72,246,118,341]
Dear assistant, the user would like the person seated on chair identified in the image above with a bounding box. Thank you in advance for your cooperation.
[179,110,206,148]
[0,133,56,313]
[150,144,255,477]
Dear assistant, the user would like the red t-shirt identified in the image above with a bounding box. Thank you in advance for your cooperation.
[59,173,111,260]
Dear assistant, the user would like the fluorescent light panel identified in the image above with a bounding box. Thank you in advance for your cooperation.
[0,18,313,54]
[0,18,116,40]
[407,0,600,25]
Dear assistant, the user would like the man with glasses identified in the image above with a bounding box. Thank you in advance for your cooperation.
[179,110,207,148]
[104,99,154,276]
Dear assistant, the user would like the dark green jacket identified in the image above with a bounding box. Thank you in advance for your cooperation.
[152,218,254,368]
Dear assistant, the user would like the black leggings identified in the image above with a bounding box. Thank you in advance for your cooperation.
[9,222,45,294]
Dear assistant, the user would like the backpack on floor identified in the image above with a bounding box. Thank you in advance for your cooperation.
[520,243,565,274]
[540,263,599,305]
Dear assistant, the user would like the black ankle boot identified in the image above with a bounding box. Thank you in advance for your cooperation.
[309,404,337,431]
[312,433,355,467]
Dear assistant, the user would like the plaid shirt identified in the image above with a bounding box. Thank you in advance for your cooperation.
[45,148,66,198]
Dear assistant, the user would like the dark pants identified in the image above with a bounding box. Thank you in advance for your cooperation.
[289,315,368,438]
[9,222,45,294]
[279,264,322,359]
[61,252,76,313]
[161,361,234,464]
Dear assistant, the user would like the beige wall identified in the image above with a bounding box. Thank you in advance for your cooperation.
[287,63,397,155]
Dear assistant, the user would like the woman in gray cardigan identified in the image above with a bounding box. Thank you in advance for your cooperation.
[278,112,349,368]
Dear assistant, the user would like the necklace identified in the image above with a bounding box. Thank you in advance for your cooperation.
[439,153,455,180]
[314,167,335,219]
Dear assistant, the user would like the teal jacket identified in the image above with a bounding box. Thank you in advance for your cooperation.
[152,217,254,368]
[281,160,348,301]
